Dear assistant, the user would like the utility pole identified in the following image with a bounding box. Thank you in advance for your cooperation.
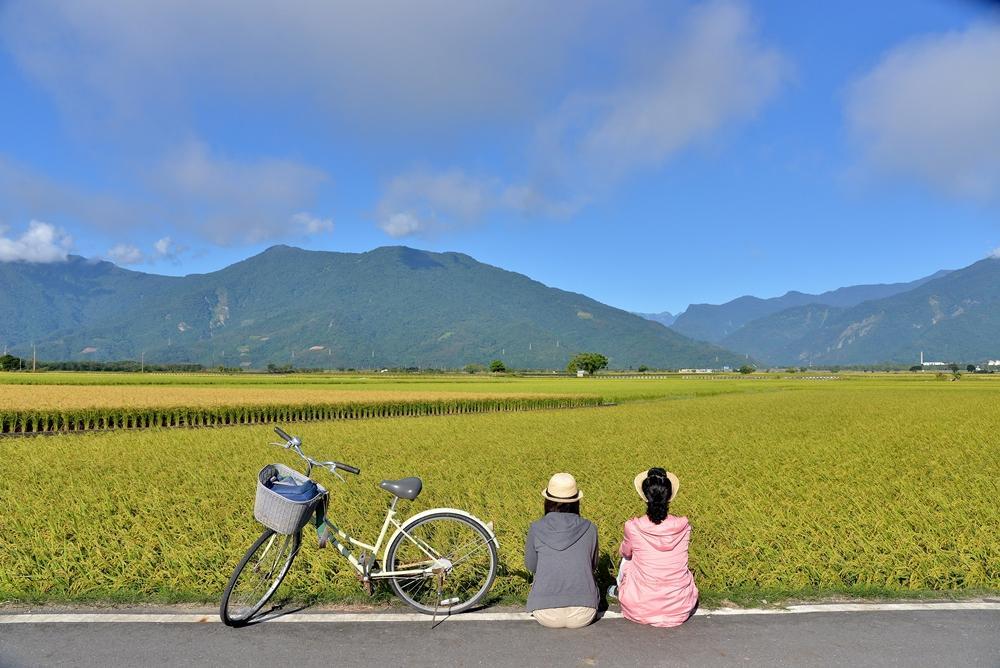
[32,343,36,372]
[140,351,144,373]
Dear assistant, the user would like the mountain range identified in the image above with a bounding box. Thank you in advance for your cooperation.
[669,270,951,343]
[0,245,744,370]
[645,260,1000,366]
[633,311,676,327]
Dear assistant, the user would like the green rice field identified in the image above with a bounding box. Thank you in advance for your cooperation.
[0,373,997,607]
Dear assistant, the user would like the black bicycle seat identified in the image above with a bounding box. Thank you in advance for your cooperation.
[379,477,423,500]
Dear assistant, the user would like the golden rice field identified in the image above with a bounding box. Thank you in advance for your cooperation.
[0,375,997,607]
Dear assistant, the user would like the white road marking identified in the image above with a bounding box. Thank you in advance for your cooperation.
[0,602,997,624]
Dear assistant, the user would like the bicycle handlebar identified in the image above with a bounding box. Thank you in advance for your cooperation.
[272,426,361,476]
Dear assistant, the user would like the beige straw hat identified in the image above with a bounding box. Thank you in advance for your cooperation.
[633,468,679,502]
[542,472,583,502]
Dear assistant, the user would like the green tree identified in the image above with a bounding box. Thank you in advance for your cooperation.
[0,354,23,371]
[489,359,506,373]
[738,364,755,375]
[966,364,977,373]
[464,363,485,374]
[567,352,608,375]
[637,364,649,373]
[948,363,960,373]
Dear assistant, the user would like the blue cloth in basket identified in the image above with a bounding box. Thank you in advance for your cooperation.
[268,477,320,503]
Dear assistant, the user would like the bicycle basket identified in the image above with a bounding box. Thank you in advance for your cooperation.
[254,463,326,535]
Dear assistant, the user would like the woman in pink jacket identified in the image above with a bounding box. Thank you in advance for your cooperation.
[615,467,698,627]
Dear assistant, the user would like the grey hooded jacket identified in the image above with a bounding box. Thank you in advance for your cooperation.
[524,512,599,612]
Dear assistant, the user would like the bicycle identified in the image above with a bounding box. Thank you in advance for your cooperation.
[220,427,500,627]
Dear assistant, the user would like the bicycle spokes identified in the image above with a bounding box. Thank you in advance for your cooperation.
[387,514,496,613]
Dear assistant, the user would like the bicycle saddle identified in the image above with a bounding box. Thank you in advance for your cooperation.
[379,477,423,500]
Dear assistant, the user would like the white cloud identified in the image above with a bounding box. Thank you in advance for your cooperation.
[376,1,789,237]
[846,23,1000,202]
[376,169,576,237]
[0,220,73,263]
[381,212,423,238]
[0,148,330,249]
[106,236,189,266]
[290,212,333,235]
[106,243,144,265]
[151,235,189,263]
[0,0,587,130]
[0,156,141,232]
[153,237,172,257]
[541,0,790,185]
[989,247,1000,259]
[2,1,791,242]
[153,141,331,245]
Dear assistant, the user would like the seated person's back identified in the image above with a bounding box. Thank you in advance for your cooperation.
[524,472,599,629]
[618,467,698,628]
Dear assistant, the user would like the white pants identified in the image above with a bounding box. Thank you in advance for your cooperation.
[617,556,631,586]
[532,606,597,629]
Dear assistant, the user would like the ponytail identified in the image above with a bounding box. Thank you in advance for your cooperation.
[642,468,672,524]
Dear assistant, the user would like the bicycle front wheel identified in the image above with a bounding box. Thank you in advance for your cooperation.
[385,512,498,614]
[220,528,300,627]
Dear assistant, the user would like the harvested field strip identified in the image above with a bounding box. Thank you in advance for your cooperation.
[0,395,602,435]
[0,386,583,411]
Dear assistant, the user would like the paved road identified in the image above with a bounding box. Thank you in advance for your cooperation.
[1,609,997,667]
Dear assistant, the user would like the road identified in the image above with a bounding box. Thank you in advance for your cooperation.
[1,605,997,667]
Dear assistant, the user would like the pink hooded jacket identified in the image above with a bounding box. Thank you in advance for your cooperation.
[618,515,698,628]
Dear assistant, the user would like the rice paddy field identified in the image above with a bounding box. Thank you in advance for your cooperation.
[0,372,997,607]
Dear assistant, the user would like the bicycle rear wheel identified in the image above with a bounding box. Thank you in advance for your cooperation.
[220,528,300,627]
[385,512,498,614]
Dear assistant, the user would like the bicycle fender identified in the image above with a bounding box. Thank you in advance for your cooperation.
[382,507,499,563]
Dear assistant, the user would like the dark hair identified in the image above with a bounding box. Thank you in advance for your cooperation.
[642,467,671,524]
[544,499,580,515]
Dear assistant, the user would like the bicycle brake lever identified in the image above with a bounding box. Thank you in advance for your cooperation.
[268,442,290,449]
[328,465,346,483]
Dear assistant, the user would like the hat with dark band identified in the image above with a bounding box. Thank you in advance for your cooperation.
[542,472,583,502]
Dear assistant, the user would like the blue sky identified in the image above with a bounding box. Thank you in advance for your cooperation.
[1,1,998,314]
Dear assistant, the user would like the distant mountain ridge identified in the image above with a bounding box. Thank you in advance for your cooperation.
[0,245,744,369]
[667,270,951,343]
[633,311,676,327]
[723,258,1000,365]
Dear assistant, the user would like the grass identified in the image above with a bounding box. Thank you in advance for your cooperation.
[1,376,997,607]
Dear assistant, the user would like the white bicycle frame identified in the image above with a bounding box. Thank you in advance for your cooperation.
[272,432,498,582]
[317,500,496,579]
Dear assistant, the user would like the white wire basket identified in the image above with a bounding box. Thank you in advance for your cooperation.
[254,463,325,535]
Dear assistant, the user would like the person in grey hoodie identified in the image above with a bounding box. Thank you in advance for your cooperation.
[524,472,599,628]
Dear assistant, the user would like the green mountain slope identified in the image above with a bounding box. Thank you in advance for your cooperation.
[0,245,744,369]
[721,259,1000,365]
[720,304,844,365]
[670,270,950,343]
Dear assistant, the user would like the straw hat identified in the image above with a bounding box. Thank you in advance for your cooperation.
[633,468,679,502]
[542,472,583,502]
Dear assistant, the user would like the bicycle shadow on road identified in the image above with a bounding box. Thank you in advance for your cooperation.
[238,598,316,627]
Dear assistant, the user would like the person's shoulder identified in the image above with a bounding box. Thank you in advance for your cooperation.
[623,515,644,533]
[670,515,692,530]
